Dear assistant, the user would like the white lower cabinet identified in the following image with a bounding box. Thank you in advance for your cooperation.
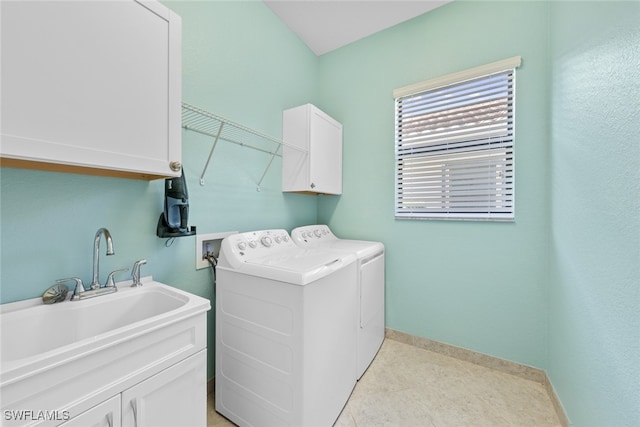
[59,395,121,427]
[0,284,209,427]
[121,350,207,427]
[61,351,206,427]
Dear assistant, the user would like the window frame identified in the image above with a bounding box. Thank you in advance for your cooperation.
[393,56,521,221]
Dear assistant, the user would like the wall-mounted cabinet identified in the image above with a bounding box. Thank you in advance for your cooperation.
[282,104,343,195]
[0,0,182,180]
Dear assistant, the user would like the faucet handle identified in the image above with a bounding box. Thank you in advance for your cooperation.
[57,277,85,299]
[131,259,147,287]
[105,268,128,288]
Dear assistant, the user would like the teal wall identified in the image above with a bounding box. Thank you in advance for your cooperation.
[1,1,639,425]
[0,0,319,381]
[318,1,550,369]
[548,2,640,426]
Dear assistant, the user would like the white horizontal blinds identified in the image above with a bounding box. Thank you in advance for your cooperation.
[395,65,517,220]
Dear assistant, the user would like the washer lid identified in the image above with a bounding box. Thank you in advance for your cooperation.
[222,247,356,285]
[246,248,340,270]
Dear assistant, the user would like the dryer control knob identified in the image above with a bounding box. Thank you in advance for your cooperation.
[314,229,322,237]
[249,240,258,248]
[261,236,273,247]
[237,242,247,251]
[274,235,282,244]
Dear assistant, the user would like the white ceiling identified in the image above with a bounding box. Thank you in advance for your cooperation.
[263,0,452,56]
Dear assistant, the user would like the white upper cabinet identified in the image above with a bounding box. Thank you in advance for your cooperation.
[282,104,343,195]
[0,0,182,179]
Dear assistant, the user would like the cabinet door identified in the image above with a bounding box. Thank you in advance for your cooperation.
[59,395,121,427]
[282,104,342,194]
[308,107,343,195]
[282,105,311,193]
[0,0,181,179]
[121,350,207,427]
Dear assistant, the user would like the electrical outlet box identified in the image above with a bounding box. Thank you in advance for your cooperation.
[196,231,236,270]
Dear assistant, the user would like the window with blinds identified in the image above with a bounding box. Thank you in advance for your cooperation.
[394,57,520,221]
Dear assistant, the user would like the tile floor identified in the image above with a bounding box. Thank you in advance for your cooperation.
[207,338,562,426]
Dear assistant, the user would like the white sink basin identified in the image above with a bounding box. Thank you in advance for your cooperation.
[0,277,211,426]
[0,277,210,383]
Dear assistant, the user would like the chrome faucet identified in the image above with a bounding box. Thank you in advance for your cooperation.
[49,228,130,302]
[65,229,127,300]
[92,227,114,289]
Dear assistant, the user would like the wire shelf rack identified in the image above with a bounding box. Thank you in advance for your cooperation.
[181,102,305,190]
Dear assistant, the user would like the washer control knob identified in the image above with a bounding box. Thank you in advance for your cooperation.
[314,229,322,238]
[282,235,289,242]
[274,235,282,244]
[237,242,247,251]
[248,240,258,248]
[261,236,273,247]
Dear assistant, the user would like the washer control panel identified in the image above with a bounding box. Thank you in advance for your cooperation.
[220,229,294,264]
[291,224,336,246]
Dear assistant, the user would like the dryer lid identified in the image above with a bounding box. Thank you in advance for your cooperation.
[311,239,384,259]
[291,225,384,258]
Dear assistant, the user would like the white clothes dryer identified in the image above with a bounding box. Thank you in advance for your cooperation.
[215,229,357,427]
[291,225,385,379]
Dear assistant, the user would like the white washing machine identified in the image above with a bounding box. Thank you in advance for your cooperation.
[291,225,385,379]
[215,229,358,427]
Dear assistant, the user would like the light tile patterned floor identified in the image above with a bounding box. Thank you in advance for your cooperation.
[208,338,562,427]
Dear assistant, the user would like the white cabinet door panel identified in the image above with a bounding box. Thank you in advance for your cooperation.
[309,109,342,194]
[121,350,207,427]
[282,104,342,195]
[60,395,121,427]
[1,0,181,178]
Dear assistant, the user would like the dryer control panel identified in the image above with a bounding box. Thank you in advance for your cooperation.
[291,224,335,245]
